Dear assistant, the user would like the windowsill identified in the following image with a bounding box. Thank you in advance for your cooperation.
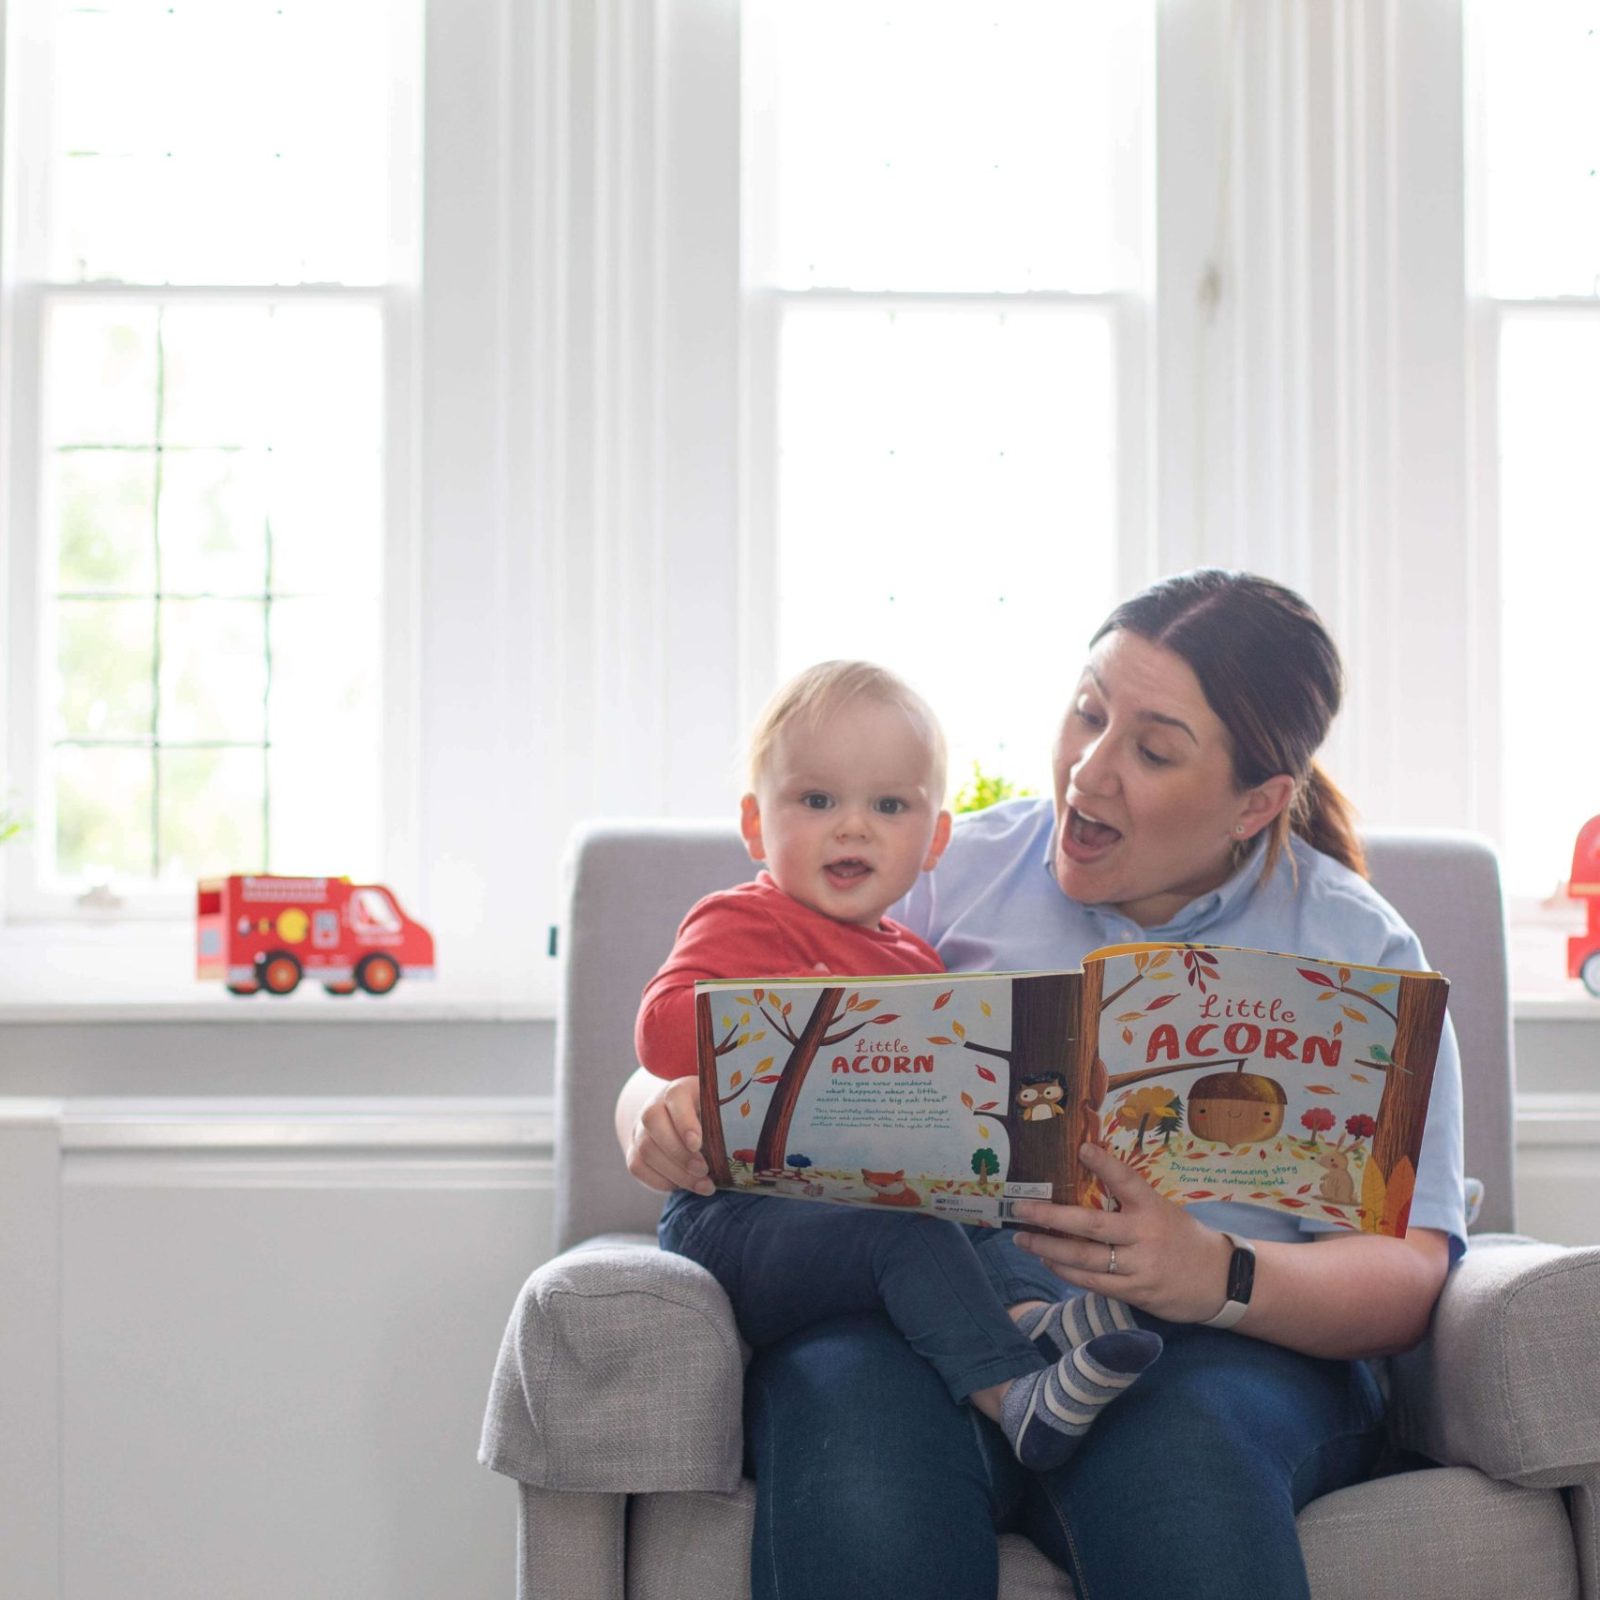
[0,919,557,1023]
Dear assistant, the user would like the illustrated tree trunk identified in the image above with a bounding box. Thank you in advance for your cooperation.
[1369,975,1450,1233]
[753,987,845,1172]
[695,993,732,1187]
[1005,974,1080,1199]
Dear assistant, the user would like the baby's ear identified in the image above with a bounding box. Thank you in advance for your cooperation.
[922,809,953,871]
[739,794,766,863]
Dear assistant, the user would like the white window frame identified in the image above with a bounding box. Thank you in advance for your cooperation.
[0,0,422,925]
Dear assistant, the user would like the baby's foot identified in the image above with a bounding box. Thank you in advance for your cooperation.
[1022,1291,1139,1361]
[999,1329,1163,1471]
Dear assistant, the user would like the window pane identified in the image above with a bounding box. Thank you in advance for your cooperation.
[1497,312,1600,895]
[160,307,273,448]
[54,599,156,739]
[45,304,158,446]
[775,305,1117,796]
[53,451,157,591]
[56,745,154,880]
[157,746,266,882]
[747,0,1132,291]
[158,600,268,743]
[157,452,269,595]
[1474,0,1600,297]
[49,0,398,286]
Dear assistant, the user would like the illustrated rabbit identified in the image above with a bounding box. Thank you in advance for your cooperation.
[1312,1148,1357,1205]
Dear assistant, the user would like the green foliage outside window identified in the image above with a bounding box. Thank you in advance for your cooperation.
[952,761,1035,815]
[0,787,28,847]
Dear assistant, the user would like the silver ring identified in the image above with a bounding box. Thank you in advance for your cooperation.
[1106,1243,1118,1276]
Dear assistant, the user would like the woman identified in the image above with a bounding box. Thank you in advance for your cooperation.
[616,569,1466,1600]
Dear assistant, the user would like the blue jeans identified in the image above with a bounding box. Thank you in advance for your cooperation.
[659,1188,1044,1402]
[742,1237,1386,1600]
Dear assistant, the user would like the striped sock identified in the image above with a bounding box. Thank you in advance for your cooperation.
[1023,1291,1140,1361]
[999,1329,1163,1472]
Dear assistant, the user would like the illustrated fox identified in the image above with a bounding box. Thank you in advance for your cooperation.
[861,1168,922,1206]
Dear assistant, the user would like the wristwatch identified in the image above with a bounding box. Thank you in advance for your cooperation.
[1199,1232,1257,1329]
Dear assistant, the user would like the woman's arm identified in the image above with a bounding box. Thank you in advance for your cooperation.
[1013,1142,1450,1360]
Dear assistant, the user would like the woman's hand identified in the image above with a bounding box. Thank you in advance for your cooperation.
[1011,1142,1233,1324]
[620,1071,715,1197]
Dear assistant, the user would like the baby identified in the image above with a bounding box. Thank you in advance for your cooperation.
[635,660,1159,1470]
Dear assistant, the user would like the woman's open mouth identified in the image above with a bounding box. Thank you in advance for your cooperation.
[1060,806,1123,865]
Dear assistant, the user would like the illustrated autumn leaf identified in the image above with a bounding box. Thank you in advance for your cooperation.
[976,1101,997,1111]
[980,1000,992,1017]
[739,1101,751,1117]
[1298,969,1335,988]
[1297,1184,1313,1194]
[1340,1006,1367,1023]
[1184,1190,1217,1199]
[1279,1197,1307,1208]
[754,1057,774,1072]
[933,990,954,1010]
[979,1124,990,1138]
[975,1065,996,1083]
[1147,993,1178,1011]
[1350,1072,1370,1083]
[961,1091,974,1108]
[782,1001,792,1015]
[754,1074,782,1084]
[952,1021,966,1038]
[1368,982,1395,995]
[722,1015,732,1028]
[1121,1027,1134,1044]
[1116,1011,1144,1022]
[1304,1085,1337,1095]
[928,1035,953,1046]
[753,989,764,1001]
[730,1071,743,1089]
[1134,953,1149,972]
[844,996,859,1010]
[1321,1205,1348,1218]
[1250,1191,1270,1199]
[858,998,879,1011]
[1338,967,1351,983]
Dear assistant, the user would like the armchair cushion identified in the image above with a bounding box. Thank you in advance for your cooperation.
[1389,1234,1600,1488]
[480,1235,744,1494]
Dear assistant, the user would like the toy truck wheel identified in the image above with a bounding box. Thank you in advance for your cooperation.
[323,982,358,997]
[226,982,260,997]
[1582,953,1600,998]
[355,953,400,995]
[259,952,303,996]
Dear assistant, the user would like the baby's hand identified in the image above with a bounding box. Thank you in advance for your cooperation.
[627,1074,713,1196]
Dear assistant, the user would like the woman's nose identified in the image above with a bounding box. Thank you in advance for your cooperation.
[1071,734,1118,795]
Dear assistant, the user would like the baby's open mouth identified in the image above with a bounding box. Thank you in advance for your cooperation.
[825,858,872,883]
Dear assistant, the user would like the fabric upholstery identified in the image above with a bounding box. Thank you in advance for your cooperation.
[518,1485,626,1600]
[481,1234,743,1493]
[1390,1234,1600,1486]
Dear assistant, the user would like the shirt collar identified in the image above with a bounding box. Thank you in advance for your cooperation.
[1038,832,1273,943]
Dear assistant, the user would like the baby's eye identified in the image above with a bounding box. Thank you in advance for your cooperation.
[873,797,908,815]
[800,792,833,810]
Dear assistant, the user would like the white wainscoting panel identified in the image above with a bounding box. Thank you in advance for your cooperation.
[2,1099,555,1600]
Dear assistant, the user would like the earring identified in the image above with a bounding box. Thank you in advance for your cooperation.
[1233,825,1246,836]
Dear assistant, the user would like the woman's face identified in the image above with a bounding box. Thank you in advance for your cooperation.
[1050,630,1290,928]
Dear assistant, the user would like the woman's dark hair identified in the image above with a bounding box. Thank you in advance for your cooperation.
[1090,569,1366,879]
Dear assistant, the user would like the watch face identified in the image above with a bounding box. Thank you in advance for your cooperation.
[1226,1246,1256,1306]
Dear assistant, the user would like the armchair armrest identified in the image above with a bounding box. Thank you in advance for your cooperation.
[480,1233,745,1494]
[1388,1234,1600,1489]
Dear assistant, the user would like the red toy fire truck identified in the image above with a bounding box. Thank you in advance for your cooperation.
[1568,815,1600,997]
[196,875,435,997]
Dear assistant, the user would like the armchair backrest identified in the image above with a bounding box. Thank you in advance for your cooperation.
[553,822,1516,1251]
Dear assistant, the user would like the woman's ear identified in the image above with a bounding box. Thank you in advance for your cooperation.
[739,793,767,863]
[1235,773,1295,840]
[922,809,953,871]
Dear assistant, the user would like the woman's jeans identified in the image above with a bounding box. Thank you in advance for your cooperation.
[740,1227,1386,1600]
[659,1188,1043,1402]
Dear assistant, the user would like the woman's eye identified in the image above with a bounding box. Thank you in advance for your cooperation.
[800,792,833,810]
[874,797,908,815]
[1138,746,1173,768]
[1074,702,1106,729]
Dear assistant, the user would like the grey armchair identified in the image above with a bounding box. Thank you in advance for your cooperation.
[483,822,1600,1600]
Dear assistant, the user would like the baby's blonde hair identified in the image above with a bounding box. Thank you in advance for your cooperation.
[746,660,948,802]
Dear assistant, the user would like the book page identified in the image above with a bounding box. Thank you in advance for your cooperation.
[694,971,1078,1226]
[1080,943,1447,1237]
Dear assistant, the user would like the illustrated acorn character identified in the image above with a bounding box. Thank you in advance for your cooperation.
[1015,1072,1067,1121]
[1186,1062,1287,1145]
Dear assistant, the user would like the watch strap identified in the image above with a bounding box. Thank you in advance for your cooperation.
[1199,1231,1257,1329]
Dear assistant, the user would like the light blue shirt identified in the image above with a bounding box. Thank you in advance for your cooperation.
[893,798,1468,1257]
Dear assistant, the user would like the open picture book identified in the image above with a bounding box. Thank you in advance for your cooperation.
[694,942,1449,1238]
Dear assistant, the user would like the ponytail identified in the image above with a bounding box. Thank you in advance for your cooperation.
[1275,762,1366,879]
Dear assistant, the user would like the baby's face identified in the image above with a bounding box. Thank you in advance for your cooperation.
[741,698,950,928]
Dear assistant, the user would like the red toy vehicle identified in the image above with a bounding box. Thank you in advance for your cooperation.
[1568,815,1600,997]
[196,875,435,997]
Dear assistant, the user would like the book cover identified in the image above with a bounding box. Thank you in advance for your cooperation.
[694,943,1447,1237]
